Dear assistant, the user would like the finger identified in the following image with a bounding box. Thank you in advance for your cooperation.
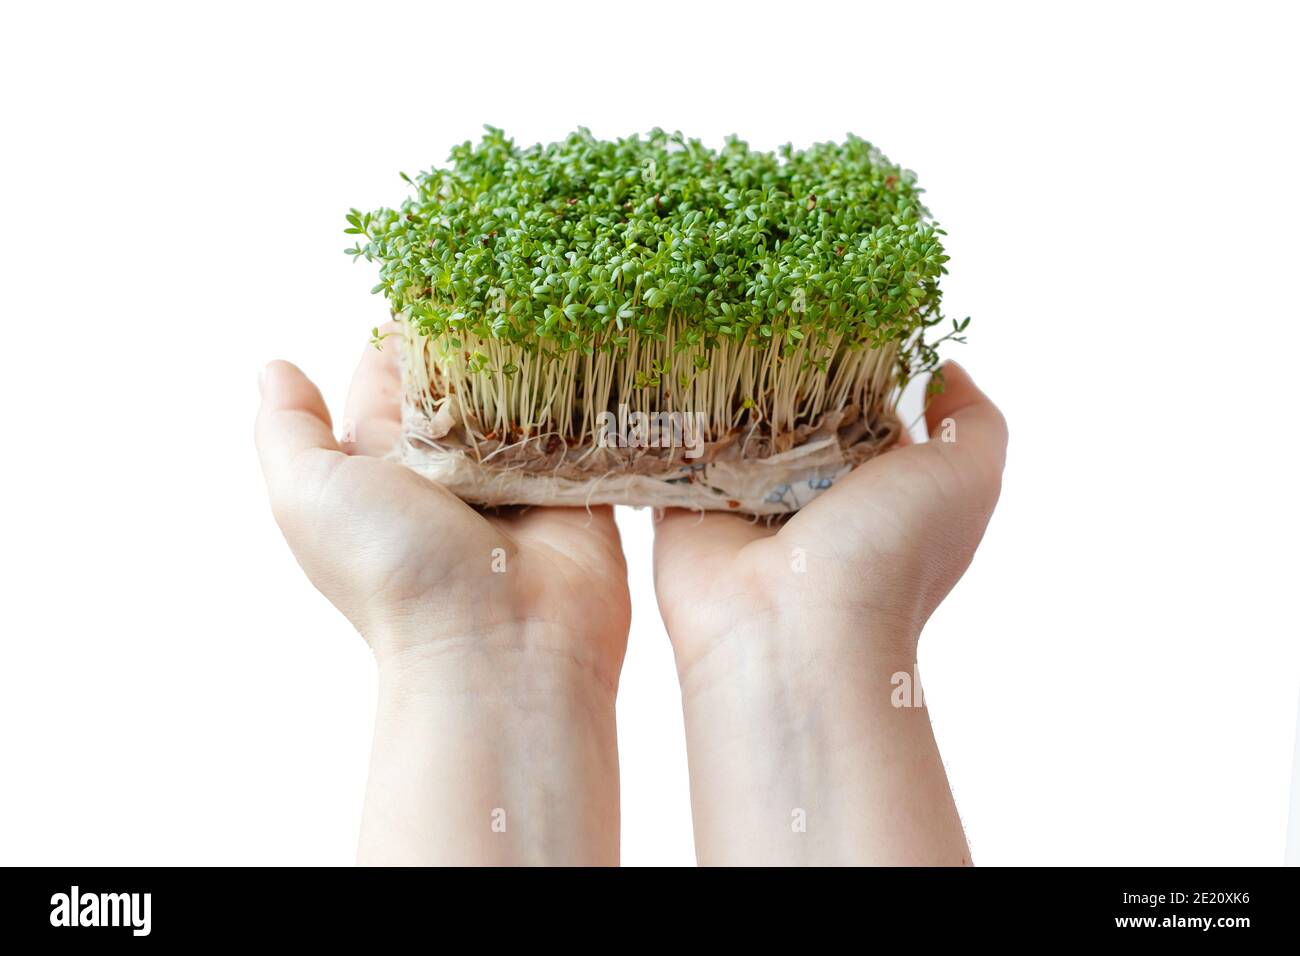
[922,361,1009,479]
[792,361,1006,530]
[494,504,620,538]
[341,321,403,457]
[255,360,341,489]
[652,508,772,569]
[492,505,625,569]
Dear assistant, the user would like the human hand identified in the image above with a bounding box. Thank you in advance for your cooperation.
[254,331,631,686]
[654,361,1007,677]
[254,332,631,865]
[652,362,1007,865]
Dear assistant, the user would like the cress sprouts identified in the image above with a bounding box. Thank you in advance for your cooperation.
[348,127,964,449]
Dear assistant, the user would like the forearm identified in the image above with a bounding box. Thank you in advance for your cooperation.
[357,631,620,866]
[675,615,969,866]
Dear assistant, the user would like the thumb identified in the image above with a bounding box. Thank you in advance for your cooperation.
[255,360,342,509]
[922,361,1009,493]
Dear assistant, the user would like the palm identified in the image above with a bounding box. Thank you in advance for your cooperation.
[256,335,630,676]
[654,363,1006,667]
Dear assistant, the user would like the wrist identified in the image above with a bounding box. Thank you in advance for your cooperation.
[359,620,623,867]
[674,614,963,866]
[669,604,919,702]
[371,618,624,705]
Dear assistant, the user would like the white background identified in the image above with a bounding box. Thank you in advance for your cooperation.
[1,1,1297,866]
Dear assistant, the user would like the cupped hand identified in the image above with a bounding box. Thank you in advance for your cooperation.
[254,331,631,687]
[653,362,1007,676]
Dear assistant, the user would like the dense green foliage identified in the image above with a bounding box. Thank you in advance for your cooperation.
[347,127,957,362]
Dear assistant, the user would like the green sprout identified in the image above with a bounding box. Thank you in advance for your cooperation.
[368,326,397,351]
[349,127,963,449]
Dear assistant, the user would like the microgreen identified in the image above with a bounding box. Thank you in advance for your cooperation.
[368,326,397,351]
[349,128,964,446]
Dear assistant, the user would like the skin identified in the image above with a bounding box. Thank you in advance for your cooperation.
[255,330,630,865]
[256,326,1006,866]
[653,361,1007,864]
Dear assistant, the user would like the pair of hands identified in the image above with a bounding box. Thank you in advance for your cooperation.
[255,333,1006,865]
